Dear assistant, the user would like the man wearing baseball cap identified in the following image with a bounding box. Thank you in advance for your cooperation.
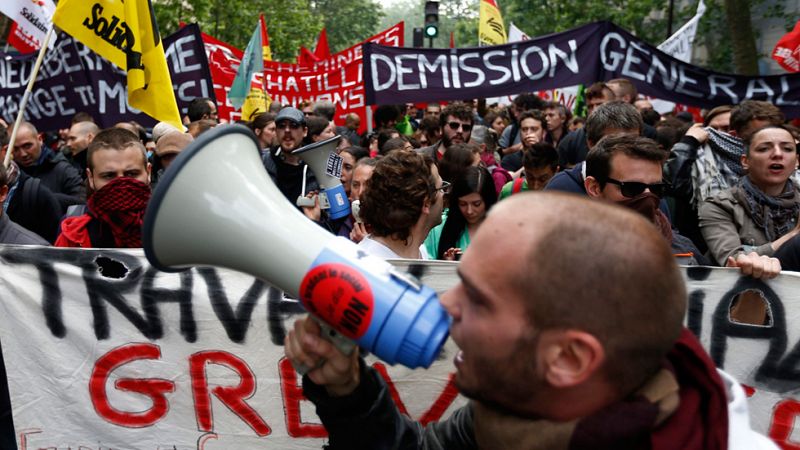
[261,107,320,206]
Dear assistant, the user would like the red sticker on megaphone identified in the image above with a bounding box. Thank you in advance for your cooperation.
[299,263,374,340]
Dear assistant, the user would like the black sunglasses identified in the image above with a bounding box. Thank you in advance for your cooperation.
[605,177,669,198]
[447,122,472,132]
[276,121,301,130]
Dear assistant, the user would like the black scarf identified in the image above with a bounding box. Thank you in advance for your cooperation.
[735,177,800,241]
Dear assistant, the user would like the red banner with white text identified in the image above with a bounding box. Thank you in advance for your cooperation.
[198,22,403,129]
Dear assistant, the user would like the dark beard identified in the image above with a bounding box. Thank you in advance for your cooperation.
[455,329,544,418]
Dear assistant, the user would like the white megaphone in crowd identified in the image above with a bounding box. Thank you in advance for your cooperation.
[143,125,449,372]
[293,135,350,220]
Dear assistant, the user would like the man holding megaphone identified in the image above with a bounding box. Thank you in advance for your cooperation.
[285,193,777,450]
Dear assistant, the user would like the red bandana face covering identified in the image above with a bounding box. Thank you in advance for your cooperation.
[88,177,151,248]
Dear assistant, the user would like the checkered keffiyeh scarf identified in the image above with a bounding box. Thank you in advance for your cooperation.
[88,177,151,248]
[691,128,746,205]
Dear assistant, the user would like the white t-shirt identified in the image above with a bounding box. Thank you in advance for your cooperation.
[358,236,430,260]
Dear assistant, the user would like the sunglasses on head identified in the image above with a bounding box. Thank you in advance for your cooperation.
[605,177,669,198]
[276,121,301,130]
[447,122,472,132]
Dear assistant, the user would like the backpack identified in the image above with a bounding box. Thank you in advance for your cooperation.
[21,177,42,214]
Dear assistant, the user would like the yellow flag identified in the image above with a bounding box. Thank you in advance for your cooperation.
[479,0,507,46]
[53,0,183,129]
[242,88,271,121]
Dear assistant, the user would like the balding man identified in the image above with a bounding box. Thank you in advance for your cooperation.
[66,121,100,176]
[285,193,777,449]
[8,122,84,210]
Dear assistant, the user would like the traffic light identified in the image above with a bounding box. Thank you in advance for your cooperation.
[413,27,424,48]
[424,1,439,39]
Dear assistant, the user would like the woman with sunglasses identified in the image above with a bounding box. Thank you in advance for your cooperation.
[424,166,497,260]
[699,125,800,268]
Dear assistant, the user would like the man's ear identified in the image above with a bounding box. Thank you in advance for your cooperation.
[146,162,152,183]
[538,329,605,388]
[421,195,432,215]
[585,176,603,198]
[86,169,95,191]
[740,153,749,172]
[0,185,8,204]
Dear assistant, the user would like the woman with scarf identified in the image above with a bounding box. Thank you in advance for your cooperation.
[424,165,497,260]
[699,125,800,267]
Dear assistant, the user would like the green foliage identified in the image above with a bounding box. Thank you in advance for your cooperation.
[310,0,385,53]
[153,0,313,61]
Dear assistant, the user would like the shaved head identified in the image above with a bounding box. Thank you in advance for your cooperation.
[480,193,686,395]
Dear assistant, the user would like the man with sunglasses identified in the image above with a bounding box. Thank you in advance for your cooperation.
[584,134,706,265]
[585,134,778,275]
[261,107,320,209]
[418,102,474,162]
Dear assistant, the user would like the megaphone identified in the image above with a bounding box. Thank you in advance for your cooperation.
[143,125,449,370]
[293,135,350,220]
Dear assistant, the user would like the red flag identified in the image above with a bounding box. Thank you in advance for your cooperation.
[314,28,331,59]
[298,46,320,66]
[260,14,272,61]
[450,31,455,48]
[773,20,800,72]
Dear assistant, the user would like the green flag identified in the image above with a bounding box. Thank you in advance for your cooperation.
[229,23,264,110]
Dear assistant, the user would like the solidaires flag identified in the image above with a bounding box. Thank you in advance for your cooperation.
[479,0,507,46]
[52,0,183,129]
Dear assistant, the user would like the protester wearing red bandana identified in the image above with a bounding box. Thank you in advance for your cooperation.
[56,128,151,248]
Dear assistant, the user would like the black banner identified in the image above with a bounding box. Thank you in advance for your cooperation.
[0,24,215,131]
[364,21,800,117]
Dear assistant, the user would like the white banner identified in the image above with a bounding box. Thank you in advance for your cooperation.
[1,247,800,448]
[657,0,707,64]
[0,0,56,51]
[0,247,464,449]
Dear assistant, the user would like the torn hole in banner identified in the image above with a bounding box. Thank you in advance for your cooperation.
[94,256,129,279]
[729,289,772,326]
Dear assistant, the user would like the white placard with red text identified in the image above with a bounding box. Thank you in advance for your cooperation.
[1,248,800,448]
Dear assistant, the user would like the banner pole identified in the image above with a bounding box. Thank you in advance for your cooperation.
[3,27,55,169]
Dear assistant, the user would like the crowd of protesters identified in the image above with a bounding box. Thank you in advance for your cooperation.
[2,81,799,270]
[0,78,797,448]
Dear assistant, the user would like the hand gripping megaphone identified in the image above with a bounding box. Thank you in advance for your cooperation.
[293,135,350,220]
[143,125,449,371]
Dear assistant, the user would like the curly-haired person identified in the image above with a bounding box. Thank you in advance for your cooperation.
[357,150,445,259]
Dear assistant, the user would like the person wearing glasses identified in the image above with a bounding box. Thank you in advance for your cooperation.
[357,150,444,259]
[417,102,474,162]
[260,107,320,208]
[584,134,710,266]
[699,126,800,271]
[545,101,642,195]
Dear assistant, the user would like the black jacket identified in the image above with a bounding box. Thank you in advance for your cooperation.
[304,360,476,449]
[0,213,48,245]
[20,147,85,211]
[6,172,62,243]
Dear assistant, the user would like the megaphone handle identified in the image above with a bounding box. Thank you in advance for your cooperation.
[292,316,358,375]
